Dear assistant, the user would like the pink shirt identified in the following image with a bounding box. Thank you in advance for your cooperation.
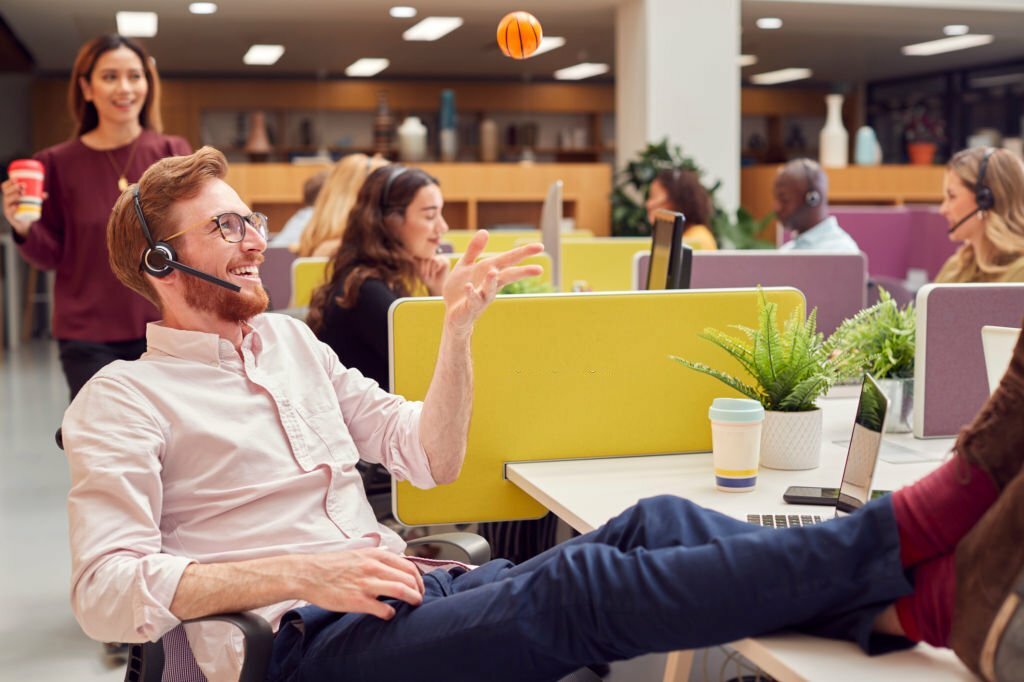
[63,313,437,681]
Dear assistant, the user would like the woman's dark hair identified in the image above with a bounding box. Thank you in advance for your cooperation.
[306,165,440,335]
[69,34,162,138]
[653,168,713,227]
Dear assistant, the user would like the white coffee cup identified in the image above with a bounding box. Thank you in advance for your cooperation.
[708,398,764,492]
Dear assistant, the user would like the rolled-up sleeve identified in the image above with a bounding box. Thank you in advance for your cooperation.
[64,377,195,643]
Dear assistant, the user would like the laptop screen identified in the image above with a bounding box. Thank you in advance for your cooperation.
[835,374,889,517]
[646,209,691,290]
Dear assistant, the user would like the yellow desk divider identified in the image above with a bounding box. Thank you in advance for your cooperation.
[290,257,329,308]
[558,237,649,292]
[443,229,592,254]
[290,252,553,309]
[390,287,805,526]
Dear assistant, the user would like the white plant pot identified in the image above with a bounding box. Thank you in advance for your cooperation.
[760,409,823,470]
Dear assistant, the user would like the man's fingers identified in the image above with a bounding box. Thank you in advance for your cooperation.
[458,229,490,267]
[370,551,426,594]
[365,578,423,607]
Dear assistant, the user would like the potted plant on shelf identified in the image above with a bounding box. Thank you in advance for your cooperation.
[902,101,946,165]
[670,291,838,470]
[825,287,916,432]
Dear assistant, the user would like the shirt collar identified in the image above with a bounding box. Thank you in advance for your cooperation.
[145,315,266,366]
[796,216,838,241]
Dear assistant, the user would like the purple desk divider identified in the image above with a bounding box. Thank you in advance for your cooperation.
[830,207,914,280]
[913,283,1024,438]
[906,205,959,281]
[634,251,867,335]
[262,247,297,310]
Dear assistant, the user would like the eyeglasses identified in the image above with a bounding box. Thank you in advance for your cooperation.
[163,212,269,244]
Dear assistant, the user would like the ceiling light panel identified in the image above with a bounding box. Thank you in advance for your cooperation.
[390,6,417,19]
[902,34,993,57]
[738,54,758,67]
[403,17,463,41]
[189,2,218,14]
[116,11,158,37]
[943,24,969,36]
[345,58,390,77]
[756,17,783,30]
[530,36,566,57]
[749,68,812,85]
[554,63,610,81]
[243,44,285,65]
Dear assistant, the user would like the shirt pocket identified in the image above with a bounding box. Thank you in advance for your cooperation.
[296,399,360,466]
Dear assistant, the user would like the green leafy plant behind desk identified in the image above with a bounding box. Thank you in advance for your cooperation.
[826,287,915,381]
[670,290,836,411]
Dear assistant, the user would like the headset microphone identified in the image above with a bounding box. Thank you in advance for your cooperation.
[948,148,997,236]
[947,209,980,235]
[134,186,241,293]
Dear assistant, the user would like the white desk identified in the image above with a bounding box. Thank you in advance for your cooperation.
[506,395,974,682]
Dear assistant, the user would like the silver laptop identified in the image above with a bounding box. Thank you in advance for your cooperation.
[747,374,889,528]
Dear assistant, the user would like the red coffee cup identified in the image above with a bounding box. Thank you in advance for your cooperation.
[8,159,44,223]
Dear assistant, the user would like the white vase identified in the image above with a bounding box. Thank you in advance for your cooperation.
[397,116,427,163]
[760,409,823,470]
[819,94,848,169]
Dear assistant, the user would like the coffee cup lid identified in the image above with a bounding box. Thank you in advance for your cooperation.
[8,159,43,173]
[709,397,764,423]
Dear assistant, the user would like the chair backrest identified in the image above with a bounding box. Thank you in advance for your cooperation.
[290,257,330,308]
[635,251,868,335]
[261,247,297,310]
[914,283,1024,437]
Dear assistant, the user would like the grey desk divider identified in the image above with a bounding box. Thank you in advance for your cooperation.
[913,283,1024,438]
[634,251,867,335]
[262,247,297,311]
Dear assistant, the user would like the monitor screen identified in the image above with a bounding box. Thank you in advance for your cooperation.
[646,209,691,290]
[835,374,889,516]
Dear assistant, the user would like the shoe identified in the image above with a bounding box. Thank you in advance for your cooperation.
[950,471,1024,680]
[955,324,1024,490]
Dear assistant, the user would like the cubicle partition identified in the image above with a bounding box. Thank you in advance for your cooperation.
[914,283,1024,438]
[389,287,805,526]
[635,251,867,335]
[262,247,297,310]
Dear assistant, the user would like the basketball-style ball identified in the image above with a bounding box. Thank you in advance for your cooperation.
[497,11,543,60]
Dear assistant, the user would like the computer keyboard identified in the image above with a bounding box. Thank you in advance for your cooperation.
[746,513,824,528]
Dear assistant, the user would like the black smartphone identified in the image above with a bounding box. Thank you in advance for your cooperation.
[783,486,891,506]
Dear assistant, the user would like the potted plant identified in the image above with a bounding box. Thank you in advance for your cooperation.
[825,287,916,432]
[670,291,838,470]
[901,101,946,165]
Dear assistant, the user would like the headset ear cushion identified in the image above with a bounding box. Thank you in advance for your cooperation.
[976,186,995,211]
[143,242,176,277]
[805,190,822,208]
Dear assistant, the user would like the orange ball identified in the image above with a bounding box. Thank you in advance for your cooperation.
[496,11,543,60]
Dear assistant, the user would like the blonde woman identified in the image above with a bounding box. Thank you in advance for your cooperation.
[936,147,1024,283]
[296,152,389,257]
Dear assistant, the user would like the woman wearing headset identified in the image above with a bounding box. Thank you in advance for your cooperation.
[644,168,718,250]
[2,34,190,400]
[936,147,1024,283]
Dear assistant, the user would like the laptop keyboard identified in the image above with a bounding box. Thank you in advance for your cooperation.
[747,514,824,528]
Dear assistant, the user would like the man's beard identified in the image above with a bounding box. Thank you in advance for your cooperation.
[181,268,269,324]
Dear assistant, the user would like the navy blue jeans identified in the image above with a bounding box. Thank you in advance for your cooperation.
[269,495,914,682]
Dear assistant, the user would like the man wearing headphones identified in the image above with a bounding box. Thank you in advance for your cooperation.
[774,158,860,253]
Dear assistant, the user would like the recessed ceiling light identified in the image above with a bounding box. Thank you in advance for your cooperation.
[116,11,158,38]
[403,17,463,41]
[554,63,610,81]
[943,24,969,36]
[345,58,390,77]
[749,67,812,85]
[189,2,218,14]
[243,44,285,66]
[902,34,993,56]
[530,36,566,57]
[756,17,783,30]
[738,54,758,67]
[390,6,417,19]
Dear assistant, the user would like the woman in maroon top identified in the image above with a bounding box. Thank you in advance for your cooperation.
[2,34,191,399]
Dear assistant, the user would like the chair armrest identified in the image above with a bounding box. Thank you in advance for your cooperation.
[407,532,491,565]
[180,612,274,682]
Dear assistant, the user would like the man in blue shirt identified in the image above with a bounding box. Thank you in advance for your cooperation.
[775,158,860,253]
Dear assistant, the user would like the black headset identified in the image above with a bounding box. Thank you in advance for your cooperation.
[975,147,995,211]
[801,159,822,208]
[133,185,241,292]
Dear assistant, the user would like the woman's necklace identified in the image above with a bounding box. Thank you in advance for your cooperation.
[103,134,142,192]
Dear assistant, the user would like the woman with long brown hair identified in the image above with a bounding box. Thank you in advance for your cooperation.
[307,165,450,387]
[2,34,191,399]
[936,147,1024,283]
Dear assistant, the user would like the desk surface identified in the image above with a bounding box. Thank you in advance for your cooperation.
[506,394,973,681]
